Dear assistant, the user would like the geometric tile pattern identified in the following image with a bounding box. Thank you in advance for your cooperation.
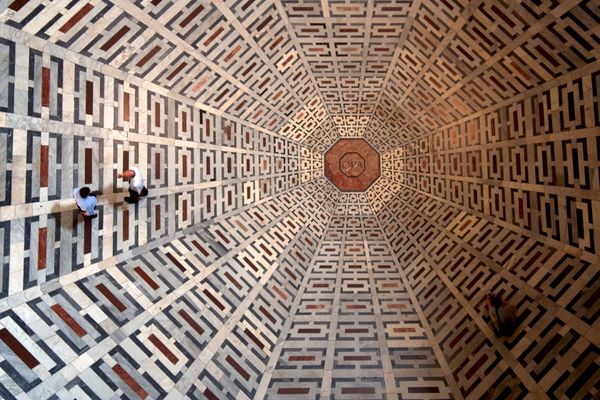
[280,0,411,137]
[1,0,335,142]
[263,193,453,399]
[300,146,324,184]
[386,67,600,261]
[0,25,300,300]
[0,0,599,398]
[0,178,340,399]
[365,0,600,151]
[374,185,600,399]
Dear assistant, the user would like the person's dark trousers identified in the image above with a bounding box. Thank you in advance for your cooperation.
[125,187,148,204]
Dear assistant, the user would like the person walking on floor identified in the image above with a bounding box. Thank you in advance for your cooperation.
[73,187,98,218]
[118,166,148,204]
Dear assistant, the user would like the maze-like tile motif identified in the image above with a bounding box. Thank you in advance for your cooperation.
[0,24,302,300]
[1,0,599,398]
[0,178,341,399]
[386,68,600,261]
[281,0,410,138]
[365,0,600,151]
[0,0,337,141]
[265,193,453,399]
[374,185,600,399]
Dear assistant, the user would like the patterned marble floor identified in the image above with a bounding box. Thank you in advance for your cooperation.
[0,0,599,398]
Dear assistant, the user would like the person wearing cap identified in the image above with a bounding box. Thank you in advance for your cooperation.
[118,166,148,204]
[73,186,98,218]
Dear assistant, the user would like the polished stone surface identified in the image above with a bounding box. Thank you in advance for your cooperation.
[324,139,380,191]
[0,0,599,399]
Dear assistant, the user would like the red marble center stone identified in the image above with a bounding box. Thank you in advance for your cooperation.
[324,139,381,191]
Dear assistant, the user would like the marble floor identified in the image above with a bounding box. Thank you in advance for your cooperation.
[0,0,599,398]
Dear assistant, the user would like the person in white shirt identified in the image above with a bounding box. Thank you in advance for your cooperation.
[73,187,98,218]
[118,166,148,204]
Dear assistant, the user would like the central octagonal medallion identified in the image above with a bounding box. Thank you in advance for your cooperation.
[340,152,365,177]
[324,139,380,191]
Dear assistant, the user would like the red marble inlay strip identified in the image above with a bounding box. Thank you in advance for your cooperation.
[256,15,273,32]
[346,328,368,334]
[243,256,256,271]
[178,309,204,336]
[59,3,93,33]
[182,155,187,178]
[400,354,427,360]
[136,45,161,68]
[518,198,524,219]
[278,388,310,395]
[215,229,230,244]
[490,4,515,28]
[203,26,224,46]
[51,304,87,337]
[83,217,92,254]
[224,271,242,290]
[112,364,148,399]
[203,289,225,310]
[123,92,130,122]
[466,354,488,379]
[123,150,129,175]
[408,387,441,393]
[85,80,93,115]
[166,252,186,272]
[148,333,179,364]
[96,283,127,312]
[191,240,209,257]
[101,26,130,51]
[154,204,161,230]
[288,355,314,361]
[155,153,161,179]
[0,328,40,369]
[41,67,50,107]
[84,148,93,184]
[37,227,47,270]
[181,111,187,132]
[298,328,320,334]
[226,355,250,381]
[244,328,264,349]
[166,62,187,81]
[224,45,241,63]
[134,266,159,290]
[182,199,188,222]
[259,305,276,324]
[123,209,129,241]
[180,4,205,28]
[273,285,287,300]
[40,144,49,188]
[241,0,255,11]
[154,102,161,127]
[270,36,283,50]
[203,388,219,400]
[9,0,29,11]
